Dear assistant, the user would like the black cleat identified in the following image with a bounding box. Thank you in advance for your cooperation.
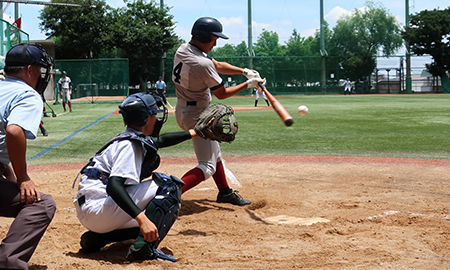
[127,243,177,262]
[216,190,251,206]
[40,128,48,136]
[80,231,107,253]
[80,228,139,253]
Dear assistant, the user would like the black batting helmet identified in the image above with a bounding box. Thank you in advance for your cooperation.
[191,17,229,43]
[119,93,167,136]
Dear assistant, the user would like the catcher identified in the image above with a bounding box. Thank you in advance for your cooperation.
[173,17,265,206]
[73,93,214,262]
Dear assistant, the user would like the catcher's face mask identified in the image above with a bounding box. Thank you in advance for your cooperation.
[151,101,168,137]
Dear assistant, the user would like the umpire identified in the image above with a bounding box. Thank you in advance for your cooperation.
[154,76,168,105]
[0,44,56,269]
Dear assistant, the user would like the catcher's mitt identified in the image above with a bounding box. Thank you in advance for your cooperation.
[194,103,238,142]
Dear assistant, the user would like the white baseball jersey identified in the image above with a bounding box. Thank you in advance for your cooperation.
[344,80,351,90]
[255,88,267,100]
[73,128,158,233]
[172,43,224,105]
[58,76,71,90]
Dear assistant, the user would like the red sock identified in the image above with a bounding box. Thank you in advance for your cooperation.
[212,160,229,190]
[62,102,66,110]
[39,122,44,128]
[68,101,72,109]
[181,168,204,193]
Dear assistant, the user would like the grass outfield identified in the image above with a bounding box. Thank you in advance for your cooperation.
[27,94,450,165]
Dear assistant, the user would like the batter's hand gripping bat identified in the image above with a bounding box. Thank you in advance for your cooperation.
[259,83,294,127]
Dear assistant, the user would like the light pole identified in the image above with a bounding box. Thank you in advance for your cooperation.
[405,0,412,93]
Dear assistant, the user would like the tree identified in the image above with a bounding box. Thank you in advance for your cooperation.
[402,7,450,79]
[330,1,403,82]
[253,29,282,56]
[39,0,111,59]
[253,30,283,84]
[106,0,178,89]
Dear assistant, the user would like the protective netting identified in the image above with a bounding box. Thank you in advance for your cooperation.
[164,56,344,96]
[55,58,129,99]
[0,19,29,68]
[163,55,441,95]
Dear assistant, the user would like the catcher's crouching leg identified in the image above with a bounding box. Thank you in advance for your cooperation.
[127,176,183,262]
[80,227,140,253]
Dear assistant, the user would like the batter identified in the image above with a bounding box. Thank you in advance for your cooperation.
[173,17,265,206]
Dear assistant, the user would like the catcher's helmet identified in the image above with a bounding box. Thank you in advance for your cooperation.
[191,17,229,43]
[119,93,167,136]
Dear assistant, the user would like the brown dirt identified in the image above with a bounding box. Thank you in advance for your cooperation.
[1,156,450,269]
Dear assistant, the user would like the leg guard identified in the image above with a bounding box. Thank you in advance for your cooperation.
[144,179,182,248]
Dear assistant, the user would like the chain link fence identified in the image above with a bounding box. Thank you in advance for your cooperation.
[54,58,129,102]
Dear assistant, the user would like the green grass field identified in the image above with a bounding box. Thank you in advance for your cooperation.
[28,94,450,166]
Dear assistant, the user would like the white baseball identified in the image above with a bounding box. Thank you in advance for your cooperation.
[298,105,309,116]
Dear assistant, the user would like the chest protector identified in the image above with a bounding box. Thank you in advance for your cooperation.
[83,131,160,182]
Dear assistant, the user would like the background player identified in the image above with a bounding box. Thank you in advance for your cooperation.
[172,17,265,206]
[154,76,168,106]
[253,87,270,107]
[344,78,352,95]
[74,93,198,262]
[58,71,73,112]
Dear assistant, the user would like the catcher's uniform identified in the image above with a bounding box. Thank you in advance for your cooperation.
[73,128,159,233]
[172,43,224,179]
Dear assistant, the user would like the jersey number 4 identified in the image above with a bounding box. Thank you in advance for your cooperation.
[173,62,183,83]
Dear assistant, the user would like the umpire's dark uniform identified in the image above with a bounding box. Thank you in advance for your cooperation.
[0,175,56,269]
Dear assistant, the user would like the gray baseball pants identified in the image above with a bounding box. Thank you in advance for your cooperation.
[0,177,56,270]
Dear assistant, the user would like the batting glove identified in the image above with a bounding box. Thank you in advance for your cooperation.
[247,78,266,89]
[243,68,261,80]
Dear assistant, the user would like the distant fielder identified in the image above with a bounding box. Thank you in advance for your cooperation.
[344,78,352,95]
[58,71,73,112]
[253,88,270,107]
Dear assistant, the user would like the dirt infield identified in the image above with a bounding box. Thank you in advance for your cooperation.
[2,156,450,269]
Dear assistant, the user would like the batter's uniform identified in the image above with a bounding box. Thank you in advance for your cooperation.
[172,42,224,180]
[0,76,56,270]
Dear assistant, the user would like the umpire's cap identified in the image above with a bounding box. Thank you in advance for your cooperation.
[191,17,229,43]
[5,43,53,68]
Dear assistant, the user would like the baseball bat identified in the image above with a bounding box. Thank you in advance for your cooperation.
[259,83,294,127]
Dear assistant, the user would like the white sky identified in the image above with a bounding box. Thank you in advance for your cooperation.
[4,0,449,49]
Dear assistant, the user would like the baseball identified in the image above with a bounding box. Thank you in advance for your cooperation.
[297,105,309,116]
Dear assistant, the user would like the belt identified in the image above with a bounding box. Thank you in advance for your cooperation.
[186,101,197,106]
